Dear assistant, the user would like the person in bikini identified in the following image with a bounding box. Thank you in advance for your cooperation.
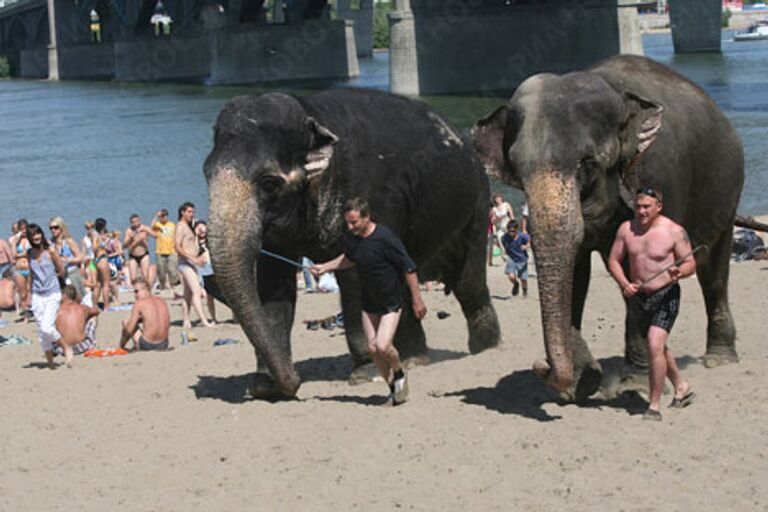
[55,285,100,366]
[124,214,156,288]
[608,187,696,421]
[119,279,171,351]
[10,219,31,316]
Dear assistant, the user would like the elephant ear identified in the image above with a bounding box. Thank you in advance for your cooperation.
[304,117,339,177]
[471,106,521,188]
[617,92,664,208]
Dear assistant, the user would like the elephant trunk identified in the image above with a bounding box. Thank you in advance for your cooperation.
[208,168,300,397]
[526,171,584,392]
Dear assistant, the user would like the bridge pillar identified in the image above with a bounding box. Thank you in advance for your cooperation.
[46,0,58,79]
[668,0,722,53]
[389,0,641,96]
[618,0,643,55]
[336,0,373,57]
[388,0,418,95]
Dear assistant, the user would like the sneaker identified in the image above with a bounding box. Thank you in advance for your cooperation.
[393,372,409,405]
[522,288,528,297]
[512,281,520,296]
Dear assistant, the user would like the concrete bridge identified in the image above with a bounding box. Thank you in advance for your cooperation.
[0,0,365,83]
[388,0,724,95]
[0,0,722,94]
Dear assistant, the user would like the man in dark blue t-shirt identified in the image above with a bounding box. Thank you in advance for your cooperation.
[312,198,427,405]
[501,221,531,297]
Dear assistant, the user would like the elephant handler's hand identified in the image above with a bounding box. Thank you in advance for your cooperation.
[309,264,324,278]
[622,281,639,298]
[412,296,427,320]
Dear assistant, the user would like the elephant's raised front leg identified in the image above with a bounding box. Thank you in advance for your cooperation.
[250,256,298,399]
[697,231,738,367]
[452,223,501,354]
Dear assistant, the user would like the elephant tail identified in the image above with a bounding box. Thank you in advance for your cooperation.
[735,214,768,233]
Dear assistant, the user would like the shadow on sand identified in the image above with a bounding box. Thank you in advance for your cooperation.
[191,349,468,405]
[440,355,699,421]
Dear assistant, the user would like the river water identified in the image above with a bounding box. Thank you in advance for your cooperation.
[0,32,766,245]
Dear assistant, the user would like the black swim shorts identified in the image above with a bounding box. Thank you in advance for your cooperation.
[635,283,681,333]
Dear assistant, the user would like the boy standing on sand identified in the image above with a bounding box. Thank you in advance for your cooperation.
[608,187,696,421]
[312,198,427,405]
[55,285,100,366]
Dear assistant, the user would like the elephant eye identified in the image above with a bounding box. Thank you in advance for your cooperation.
[258,175,284,194]
[578,156,600,192]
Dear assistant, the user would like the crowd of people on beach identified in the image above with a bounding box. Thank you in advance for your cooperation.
[0,202,224,368]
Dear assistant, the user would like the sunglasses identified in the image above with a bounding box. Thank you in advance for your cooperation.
[49,225,61,230]
[636,187,660,200]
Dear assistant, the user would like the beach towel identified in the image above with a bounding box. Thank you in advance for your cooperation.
[83,347,129,357]
[0,334,33,347]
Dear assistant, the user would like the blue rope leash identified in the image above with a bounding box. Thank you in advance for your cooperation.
[260,249,310,269]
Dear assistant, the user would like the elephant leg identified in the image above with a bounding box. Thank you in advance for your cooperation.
[617,294,652,396]
[250,256,298,399]
[335,268,379,385]
[564,250,602,402]
[453,218,501,354]
[393,297,429,364]
[698,231,738,367]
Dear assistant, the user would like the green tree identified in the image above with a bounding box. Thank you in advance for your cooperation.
[722,8,732,28]
[373,1,393,49]
[0,56,10,78]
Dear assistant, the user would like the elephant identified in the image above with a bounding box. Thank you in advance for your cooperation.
[472,54,750,400]
[205,88,501,399]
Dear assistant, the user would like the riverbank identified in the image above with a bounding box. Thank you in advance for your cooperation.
[1,228,767,510]
[640,9,767,32]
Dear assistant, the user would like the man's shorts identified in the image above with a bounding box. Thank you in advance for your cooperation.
[635,283,681,333]
[139,336,169,351]
[505,258,528,280]
[54,318,97,356]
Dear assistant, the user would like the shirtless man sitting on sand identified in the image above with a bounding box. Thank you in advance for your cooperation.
[55,285,100,366]
[0,269,18,315]
[120,279,171,351]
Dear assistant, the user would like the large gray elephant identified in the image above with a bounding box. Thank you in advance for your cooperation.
[472,55,748,400]
[205,88,501,399]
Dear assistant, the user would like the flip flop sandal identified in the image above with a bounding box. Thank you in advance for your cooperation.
[642,409,662,421]
[669,391,696,408]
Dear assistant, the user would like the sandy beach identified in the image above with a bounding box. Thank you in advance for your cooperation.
[1,238,767,511]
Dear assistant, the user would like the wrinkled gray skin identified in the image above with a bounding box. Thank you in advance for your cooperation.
[472,55,744,400]
[205,88,501,399]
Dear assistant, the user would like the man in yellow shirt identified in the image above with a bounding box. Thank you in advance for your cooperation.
[151,209,180,290]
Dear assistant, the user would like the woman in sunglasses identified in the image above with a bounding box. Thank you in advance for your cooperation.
[49,217,85,300]
[27,223,65,369]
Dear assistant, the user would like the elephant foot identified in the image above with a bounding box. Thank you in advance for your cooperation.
[467,308,501,354]
[403,353,431,369]
[249,372,295,401]
[617,365,649,400]
[348,362,380,386]
[531,358,601,400]
[348,355,432,386]
[703,349,739,369]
